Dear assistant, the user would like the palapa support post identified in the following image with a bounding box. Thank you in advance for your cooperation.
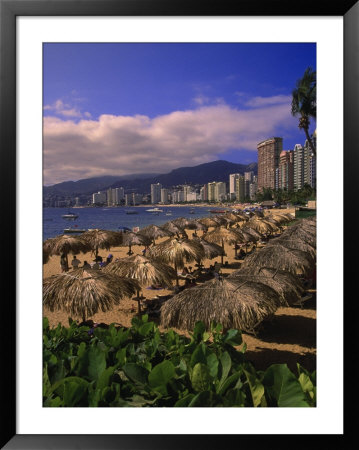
[135,290,142,315]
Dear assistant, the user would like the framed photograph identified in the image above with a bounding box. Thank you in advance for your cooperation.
[1,0,356,448]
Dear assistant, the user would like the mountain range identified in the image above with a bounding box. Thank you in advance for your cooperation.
[43,160,257,198]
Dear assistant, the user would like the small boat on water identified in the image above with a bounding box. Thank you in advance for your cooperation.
[64,227,86,234]
[189,208,195,214]
[165,211,172,216]
[146,207,163,212]
[62,212,78,219]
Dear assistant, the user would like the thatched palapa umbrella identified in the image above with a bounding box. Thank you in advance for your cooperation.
[244,218,279,235]
[81,229,123,259]
[269,236,316,258]
[223,212,244,223]
[240,226,264,241]
[192,238,226,266]
[229,267,304,306]
[266,213,292,225]
[281,223,316,247]
[160,277,281,334]
[104,254,176,314]
[171,217,195,229]
[120,231,151,255]
[203,227,246,264]
[162,221,187,238]
[43,234,92,270]
[241,243,314,276]
[198,217,222,229]
[43,268,140,322]
[148,238,204,285]
[138,225,173,245]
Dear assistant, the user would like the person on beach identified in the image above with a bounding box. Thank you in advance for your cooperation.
[142,248,147,257]
[60,254,69,273]
[71,255,81,270]
[239,248,246,259]
[82,261,91,269]
[91,260,100,269]
[106,254,113,264]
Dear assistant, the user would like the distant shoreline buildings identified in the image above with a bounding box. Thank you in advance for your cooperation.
[44,132,316,208]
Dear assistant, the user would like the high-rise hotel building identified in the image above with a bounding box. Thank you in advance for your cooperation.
[150,183,162,204]
[278,150,294,191]
[257,137,283,191]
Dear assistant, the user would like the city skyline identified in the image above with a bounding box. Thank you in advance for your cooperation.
[44,43,316,186]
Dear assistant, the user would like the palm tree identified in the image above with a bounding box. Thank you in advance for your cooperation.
[291,67,316,155]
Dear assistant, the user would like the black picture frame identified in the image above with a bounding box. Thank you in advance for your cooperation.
[1,0,356,448]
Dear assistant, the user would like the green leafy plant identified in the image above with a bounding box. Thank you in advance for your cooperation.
[43,316,316,407]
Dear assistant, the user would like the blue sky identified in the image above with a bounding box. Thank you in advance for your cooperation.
[43,43,316,185]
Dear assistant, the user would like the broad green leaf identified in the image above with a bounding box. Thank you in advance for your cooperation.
[298,373,314,394]
[123,363,149,385]
[88,344,107,381]
[190,343,207,367]
[192,321,206,342]
[191,363,212,392]
[138,322,154,337]
[52,377,89,407]
[188,390,212,407]
[43,365,51,397]
[115,348,127,367]
[97,366,115,390]
[243,369,265,407]
[217,351,231,392]
[174,394,195,407]
[223,329,242,346]
[202,332,211,342]
[206,353,219,378]
[217,372,241,396]
[48,396,62,407]
[223,388,246,407]
[148,360,175,390]
[263,364,309,407]
[43,317,49,331]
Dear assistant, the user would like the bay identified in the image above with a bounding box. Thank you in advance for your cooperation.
[43,206,228,241]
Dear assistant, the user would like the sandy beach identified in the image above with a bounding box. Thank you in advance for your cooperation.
[43,210,316,373]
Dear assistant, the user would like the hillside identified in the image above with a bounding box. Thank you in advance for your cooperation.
[43,160,257,198]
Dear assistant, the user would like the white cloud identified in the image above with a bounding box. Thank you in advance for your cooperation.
[244,95,292,108]
[43,101,297,185]
[43,99,89,118]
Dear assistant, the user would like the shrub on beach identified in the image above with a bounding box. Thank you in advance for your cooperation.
[43,316,316,407]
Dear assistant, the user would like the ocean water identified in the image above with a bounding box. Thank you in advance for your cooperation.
[43,206,228,241]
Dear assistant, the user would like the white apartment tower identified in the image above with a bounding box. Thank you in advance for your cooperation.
[151,183,162,204]
[229,173,240,198]
[160,188,169,204]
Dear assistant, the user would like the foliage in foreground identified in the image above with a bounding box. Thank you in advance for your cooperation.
[43,316,316,407]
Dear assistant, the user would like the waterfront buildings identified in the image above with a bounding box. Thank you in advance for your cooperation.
[92,191,107,205]
[257,137,283,191]
[278,150,294,191]
[229,173,240,199]
[160,188,170,204]
[293,139,316,191]
[151,183,162,204]
[235,176,245,202]
[257,134,316,193]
